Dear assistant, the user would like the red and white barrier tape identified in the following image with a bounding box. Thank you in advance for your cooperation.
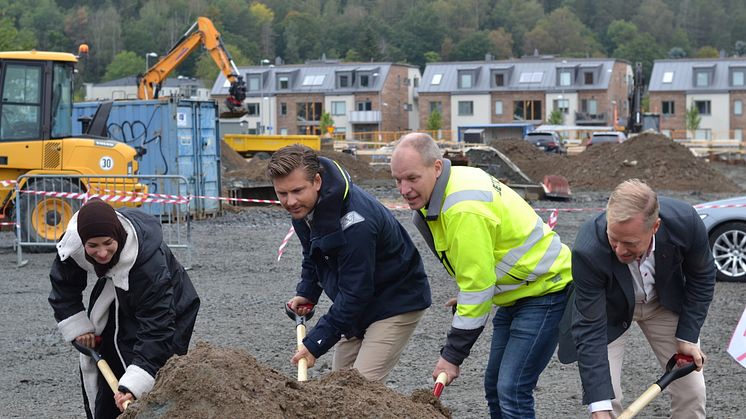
[0,179,17,187]
[547,209,559,230]
[277,226,296,261]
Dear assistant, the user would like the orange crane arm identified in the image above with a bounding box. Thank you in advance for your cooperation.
[137,17,246,110]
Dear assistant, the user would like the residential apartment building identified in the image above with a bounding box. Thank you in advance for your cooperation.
[84,76,210,101]
[418,57,631,141]
[211,60,421,139]
[648,58,746,141]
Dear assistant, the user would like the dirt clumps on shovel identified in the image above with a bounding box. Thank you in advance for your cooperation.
[120,342,450,419]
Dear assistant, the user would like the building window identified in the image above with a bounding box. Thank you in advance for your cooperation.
[694,100,711,115]
[359,75,370,87]
[494,73,505,87]
[559,71,572,86]
[297,102,322,121]
[583,72,594,85]
[246,103,259,116]
[278,76,289,90]
[694,71,710,87]
[554,99,569,114]
[581,99,598,115]
[429,101,442,113]
[735,129,743,141]
[331,101,346,116]
[514,100,542,120]
[519,72,543,83]
[662,72,674,83]
[356,101,372,111]
[247,75,261,91]
[302,75,325,86]
[431,73,443,85]
[459,72,474,88]
[458,101,473,116]
[338,74,350,88]
[413,77,419,87]
[735,100,743,116]
[662,101,675,115]
[733,71,745,86]
[280,102,287,116]
[494,100,503,115]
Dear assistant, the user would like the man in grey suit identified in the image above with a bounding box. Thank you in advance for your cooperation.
[563,179,715,418]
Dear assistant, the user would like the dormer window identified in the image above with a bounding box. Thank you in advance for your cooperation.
[583,71,594,85]
[559,70,573,86]
[693,67,714,87]
[339,75,349,88]
[247,75,261,91]
[731,68,746,86]
[360,74,371,87]
[494,73,505,86]
[277,75,289,90]
[458,71,474,88]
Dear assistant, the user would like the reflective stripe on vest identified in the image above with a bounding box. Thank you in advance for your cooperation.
[441,189,493,213]
[453,311,490,329]
[494,217,564,283]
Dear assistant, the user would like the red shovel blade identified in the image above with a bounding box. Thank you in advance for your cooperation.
[433,372,448,398]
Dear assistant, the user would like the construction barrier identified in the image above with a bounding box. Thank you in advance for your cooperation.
[13,174,192,268]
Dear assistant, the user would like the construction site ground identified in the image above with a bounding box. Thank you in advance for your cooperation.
[2,134,745,418]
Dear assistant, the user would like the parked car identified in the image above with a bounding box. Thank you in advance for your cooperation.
[523,131,565,154]
[587,131,627,147]
[695,195,746,282]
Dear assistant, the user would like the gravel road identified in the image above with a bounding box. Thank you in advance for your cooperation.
[1,182,745,418]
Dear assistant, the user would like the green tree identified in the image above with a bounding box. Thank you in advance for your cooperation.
[523,7,602,56]
[103,50,143,81]
[424,51,441,63]
[0,17,36,50]
[686,106,701,133]
[736,41,746,56]
[426,109,442,131]
[668,47,686,59]
[694,46,719,58]
[547,109,564,125]
[613,33,664,83]
[195,43,249,87]
[319,112,334,135]
[453,31,493,61]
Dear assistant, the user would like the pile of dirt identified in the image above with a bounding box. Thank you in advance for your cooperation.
[221,142,391,184]
[121,342,450,419]
[490,133,742,192]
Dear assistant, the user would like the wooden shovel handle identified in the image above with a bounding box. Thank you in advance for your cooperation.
[618,384,661,419]
[296,323,308,381]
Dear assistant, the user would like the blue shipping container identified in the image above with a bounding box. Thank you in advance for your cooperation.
[72,99,220,217]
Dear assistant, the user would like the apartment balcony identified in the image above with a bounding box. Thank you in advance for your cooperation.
[575,111,608,125]
[349,110,381,124]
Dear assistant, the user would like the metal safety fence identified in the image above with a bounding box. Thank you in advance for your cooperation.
[13,174,192,268]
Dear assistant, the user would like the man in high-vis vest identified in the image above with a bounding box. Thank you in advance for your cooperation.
[391,133,573,419]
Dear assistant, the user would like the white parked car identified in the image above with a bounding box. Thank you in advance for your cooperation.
[587,131,627,147]
[695,196,746,282]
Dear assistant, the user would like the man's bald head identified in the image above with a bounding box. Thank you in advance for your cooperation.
[394,132,442,167]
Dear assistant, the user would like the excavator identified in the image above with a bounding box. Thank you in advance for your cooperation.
[137,16,247,116]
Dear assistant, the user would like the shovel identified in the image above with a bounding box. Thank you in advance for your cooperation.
[72,339,131,410]
[617,353,697,419]
[433,372,448,398]
[285,302,315,382]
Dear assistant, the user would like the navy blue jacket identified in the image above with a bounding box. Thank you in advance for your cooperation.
[293,157,431,358]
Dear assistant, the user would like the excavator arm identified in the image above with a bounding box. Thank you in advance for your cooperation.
[137,17,246,112]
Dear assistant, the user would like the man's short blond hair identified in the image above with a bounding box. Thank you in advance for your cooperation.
[395,132,442,166]
[606,179,659,228]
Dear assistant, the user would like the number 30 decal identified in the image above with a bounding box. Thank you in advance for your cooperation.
[99,156,114,171]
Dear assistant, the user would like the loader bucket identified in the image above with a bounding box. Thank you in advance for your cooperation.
[541,175,572,200]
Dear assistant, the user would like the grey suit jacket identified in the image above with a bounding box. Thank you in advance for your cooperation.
[559,197,715,405]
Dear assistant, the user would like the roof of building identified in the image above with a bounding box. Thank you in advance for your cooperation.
[211,62,418,96]
[418,57,626,94]
[649,58,746,93]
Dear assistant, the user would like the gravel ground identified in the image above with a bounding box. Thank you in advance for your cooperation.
[1,180,745,418]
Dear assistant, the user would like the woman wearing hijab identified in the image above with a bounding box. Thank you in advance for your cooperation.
[49,198,200,418]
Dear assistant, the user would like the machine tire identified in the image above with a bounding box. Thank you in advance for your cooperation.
[18,178,82,253]
[708,221,746,283]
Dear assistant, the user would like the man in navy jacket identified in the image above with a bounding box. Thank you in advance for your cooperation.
[267,144,431,382]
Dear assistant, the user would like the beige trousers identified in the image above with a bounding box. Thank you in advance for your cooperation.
[332,309,426,383]
[607,300,706,419]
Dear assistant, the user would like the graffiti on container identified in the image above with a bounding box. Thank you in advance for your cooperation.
[106,106,169,177]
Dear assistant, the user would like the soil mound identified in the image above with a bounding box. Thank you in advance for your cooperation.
[491,133,742,192]
[221,144,391,184]
[120,342,450,419]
